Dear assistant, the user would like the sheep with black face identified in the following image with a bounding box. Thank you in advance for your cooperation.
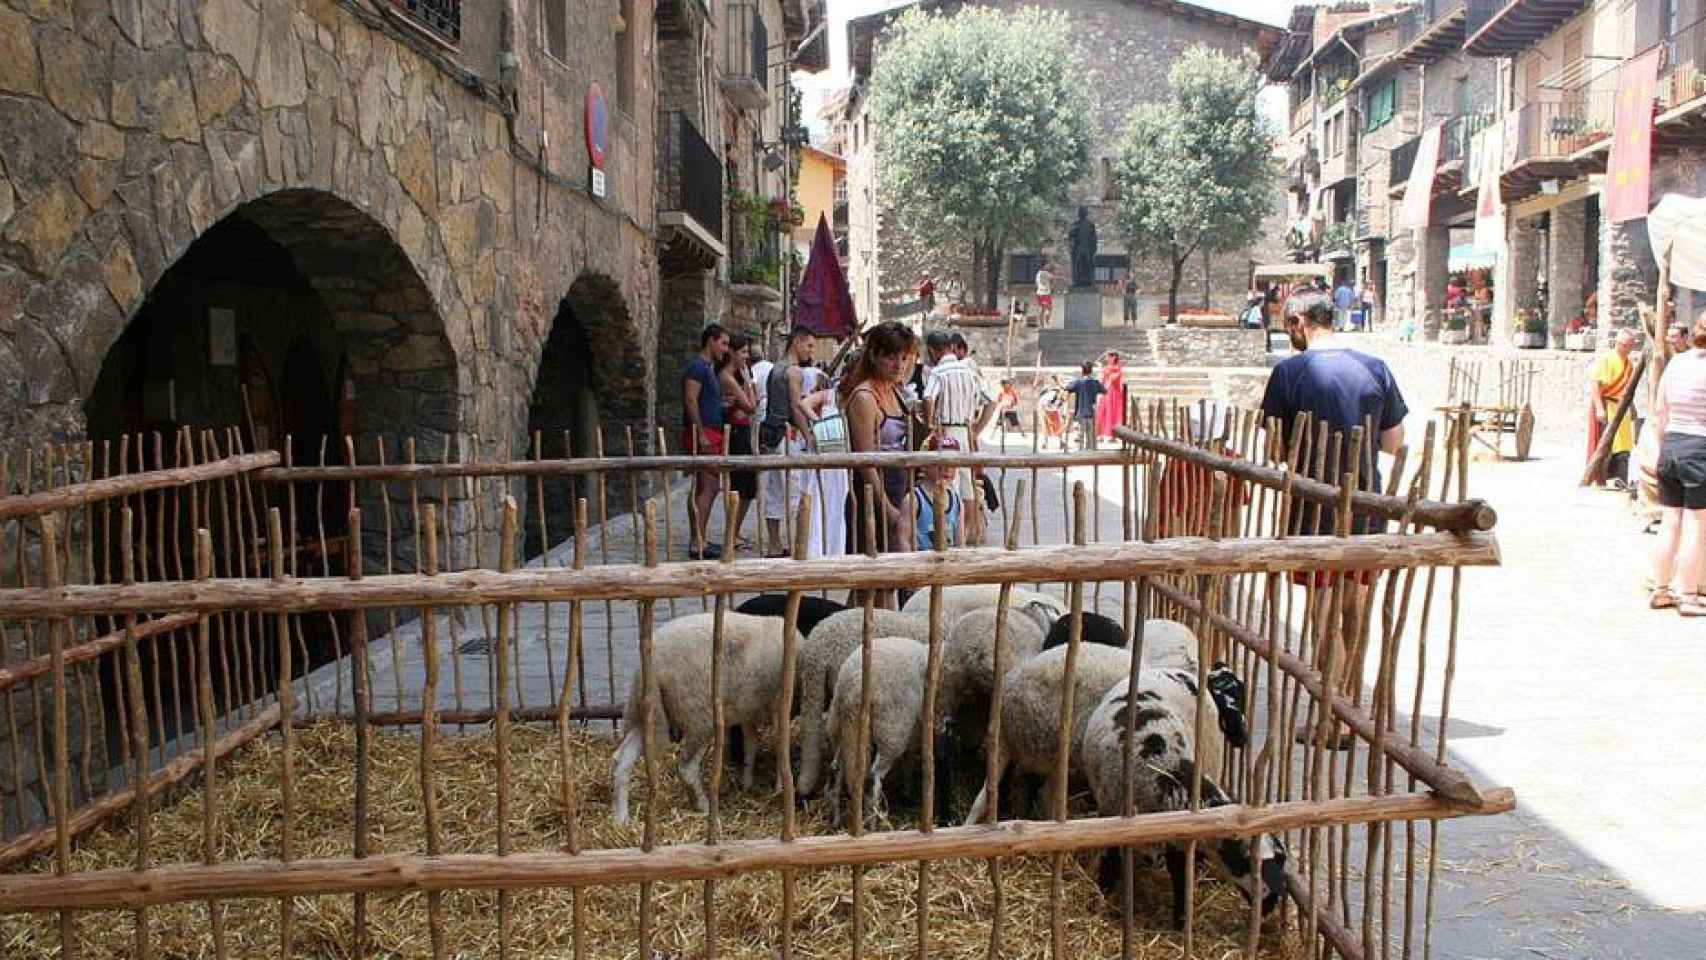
[1079,664,1288,928]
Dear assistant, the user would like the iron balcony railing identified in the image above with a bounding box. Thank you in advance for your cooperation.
[1440,110,1495,166]
[1660,14,1706,109]
[659,112,724,243]
[389,0,459,44]
[724,1,769,93]
[1390,133,1420,187]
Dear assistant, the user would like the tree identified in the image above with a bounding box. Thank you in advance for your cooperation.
[868,7,1095,308]
[1112,45,1276,325]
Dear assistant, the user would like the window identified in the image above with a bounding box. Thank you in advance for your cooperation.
[1009,253,1044,284]
[1365,79,1395,132]
[1092,254,1130,284]
[615,0,634,110]
[544,0,567,62]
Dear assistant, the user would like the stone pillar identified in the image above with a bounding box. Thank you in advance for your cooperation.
[1599,198,1656,332]
[1414,222,1450,338]
[1503,215,1541,346]
[1548,199,1587,344]
[1387,230,1415,334]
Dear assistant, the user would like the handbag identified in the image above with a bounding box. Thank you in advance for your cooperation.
[811,410,847,453]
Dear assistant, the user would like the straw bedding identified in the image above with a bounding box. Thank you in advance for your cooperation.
[5,722,1304,958]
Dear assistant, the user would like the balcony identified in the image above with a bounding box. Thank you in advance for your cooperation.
[721,1,770,111]
[387,0,459,45]
[1354,204,1377,242]
[1465,0,1590,58]
[658,111,726,268]
[1396,0,1467,65]
[1441,111,1496,168]
[1290,96,1314,135]
[1660,15,1706,112]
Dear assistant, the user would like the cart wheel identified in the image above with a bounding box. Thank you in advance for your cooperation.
[1515,404,1536,461]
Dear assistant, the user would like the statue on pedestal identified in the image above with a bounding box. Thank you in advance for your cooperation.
[1067,206,1098,288]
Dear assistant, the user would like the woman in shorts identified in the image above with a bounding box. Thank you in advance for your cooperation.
[1650,313,1706,616]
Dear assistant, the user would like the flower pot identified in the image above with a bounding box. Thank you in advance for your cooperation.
[1565,332,1592,351]
[1513,332,1546,349]
[1439,329,1469,345]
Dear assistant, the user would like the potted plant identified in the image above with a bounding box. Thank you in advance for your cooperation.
[1439,308,1470,345]
[1513,310,1547,349]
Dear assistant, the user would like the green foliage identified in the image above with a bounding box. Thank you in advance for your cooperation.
[1321,221,1354,253]
[868,6,1095,297]
[1111,44,1276,319]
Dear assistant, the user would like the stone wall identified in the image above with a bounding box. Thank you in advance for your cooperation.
[0,0,660,468]
[1151,328,1269,368]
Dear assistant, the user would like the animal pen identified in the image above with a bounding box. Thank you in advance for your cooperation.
[1438,356,1538,462]
[0,409,1511,959]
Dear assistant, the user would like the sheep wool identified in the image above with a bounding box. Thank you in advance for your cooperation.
[795,609,932,797]
[823,635,929,827]
[609,611,802,825]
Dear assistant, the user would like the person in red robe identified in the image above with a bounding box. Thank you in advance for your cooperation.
[1095,351,1125,438]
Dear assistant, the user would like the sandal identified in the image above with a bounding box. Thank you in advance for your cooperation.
[1680,598,1706,618]
[1651,587,1680,610]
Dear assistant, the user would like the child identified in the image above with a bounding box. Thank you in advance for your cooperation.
[914,435,964,551]
[1065,361,1106,451]
[1038,375,1068,449]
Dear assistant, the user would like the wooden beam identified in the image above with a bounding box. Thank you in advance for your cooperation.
[0,452,282,520]
[0,788,1516,913]
[0,613,198,694]
[0,531,1504,619]
[1111,427,1498,533]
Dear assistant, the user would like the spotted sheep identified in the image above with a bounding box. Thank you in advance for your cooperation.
[1079,664,1289,929]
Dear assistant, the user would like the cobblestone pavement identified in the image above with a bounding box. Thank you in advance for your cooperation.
[310,425,1706,958]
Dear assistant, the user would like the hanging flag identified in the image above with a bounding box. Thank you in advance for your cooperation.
[1401,123,1443,231]
[1472,121,1505,255]
[1605,46,1663,223]
[792,213,857,338]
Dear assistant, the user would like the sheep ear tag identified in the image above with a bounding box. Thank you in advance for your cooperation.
[1207,663,1248,748]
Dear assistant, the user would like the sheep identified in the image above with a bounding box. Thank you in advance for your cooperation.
[1079,664,1286,928]
[822,635,928,828]
[795,608,932,796]
[961,643,1136,825]
[733,594,849,638]
[1041,613,1199,672]
[940,607,1048,716]
[609,612,801,825]
[900,585,1067,637]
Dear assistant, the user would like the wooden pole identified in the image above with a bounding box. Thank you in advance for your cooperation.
[1579,356,1647,487]
[0,532,1504,619]
[0,788,1517,914]
[0,452,281,520]
[0,613,199,694]
[1113,426,1496,533]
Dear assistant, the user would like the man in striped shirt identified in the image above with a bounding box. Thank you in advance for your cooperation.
[922,330,986,544]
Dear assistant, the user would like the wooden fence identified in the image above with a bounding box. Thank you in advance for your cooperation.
[0,405,1509,960]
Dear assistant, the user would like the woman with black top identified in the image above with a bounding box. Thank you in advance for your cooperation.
[717,333,759,550]
[840,322,919,560]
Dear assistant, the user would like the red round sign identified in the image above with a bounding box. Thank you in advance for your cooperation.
[585,84,609,170]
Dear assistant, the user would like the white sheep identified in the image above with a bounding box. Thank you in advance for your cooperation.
[609,612,801,825]
[823,635,928,827]
[1079,665,1286,928]
[795,608,931,796]
[900,584,1066,636]
[961,642,1137,825]
[1041,613,1199,673]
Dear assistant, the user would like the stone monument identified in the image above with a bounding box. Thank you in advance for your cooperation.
[1064,206,1102,330]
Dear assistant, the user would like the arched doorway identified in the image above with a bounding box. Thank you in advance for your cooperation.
[82,189,460,741]
[523,274,647,559]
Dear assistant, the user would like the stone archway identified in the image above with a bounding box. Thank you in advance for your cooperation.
[523,273,647,558]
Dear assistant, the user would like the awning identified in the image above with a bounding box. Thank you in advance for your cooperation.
[1252,263,1333,281]
[1647,193,1706,291]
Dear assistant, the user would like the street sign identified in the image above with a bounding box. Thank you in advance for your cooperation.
[585,84,608,170]
[590,167,606,199]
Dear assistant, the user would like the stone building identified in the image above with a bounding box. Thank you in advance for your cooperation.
[841,0,1284,327]
[1289,0,1706,346]
[0,0,825,522]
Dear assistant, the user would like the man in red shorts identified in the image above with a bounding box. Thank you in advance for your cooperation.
[1261,289,1408,748]
[683,323,730,560]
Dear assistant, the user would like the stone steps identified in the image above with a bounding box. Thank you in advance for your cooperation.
[1122,370,1216,399]
[1037,328,1155,366]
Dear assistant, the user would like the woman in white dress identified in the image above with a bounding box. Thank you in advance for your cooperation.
[792,368,848,558]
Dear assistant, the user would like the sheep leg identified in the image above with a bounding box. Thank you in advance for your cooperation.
[740,722,759,791]
[868,752,895,822]
[1095,846,1123,900]
[963,753,1009,826]
[678,732,711,814]
[1165,845,1190,930]
[609,724,644,826]
[796,669,827,797]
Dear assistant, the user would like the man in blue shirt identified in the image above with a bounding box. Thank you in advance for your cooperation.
[1332,279,1356,331]
[1260,288,1407,748]
[1065,361,1106,451]
[683,323,730,559]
